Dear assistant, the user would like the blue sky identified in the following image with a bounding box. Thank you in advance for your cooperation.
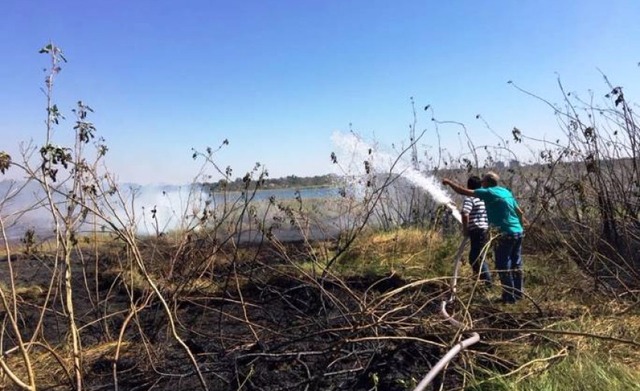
[1,0,639,184]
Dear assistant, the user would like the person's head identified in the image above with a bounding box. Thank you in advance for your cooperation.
[467,175,482,190]
[481,171,500,187]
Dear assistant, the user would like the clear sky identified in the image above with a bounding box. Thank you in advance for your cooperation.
[1,0,639,184]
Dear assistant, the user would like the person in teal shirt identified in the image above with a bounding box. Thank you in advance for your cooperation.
[443,172,528,304]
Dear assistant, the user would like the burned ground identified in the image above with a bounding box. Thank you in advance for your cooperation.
[0,238,636,391]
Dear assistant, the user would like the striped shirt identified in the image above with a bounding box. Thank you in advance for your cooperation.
[462,196,489,231]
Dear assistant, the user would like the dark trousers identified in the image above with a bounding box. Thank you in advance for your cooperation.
[468,229,492,285]
[494,233,524,303]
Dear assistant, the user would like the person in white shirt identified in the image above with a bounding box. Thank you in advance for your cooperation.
[461,176,492,286]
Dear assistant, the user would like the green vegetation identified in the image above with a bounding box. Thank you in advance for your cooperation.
[0,43,638,391]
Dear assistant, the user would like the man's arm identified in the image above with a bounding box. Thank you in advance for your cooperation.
[461,197,473,236]
[461,213,470,236]
[442,178,475,197]
[516,205,529,227]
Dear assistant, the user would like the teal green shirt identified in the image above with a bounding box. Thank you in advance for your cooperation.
[473,186,523,234]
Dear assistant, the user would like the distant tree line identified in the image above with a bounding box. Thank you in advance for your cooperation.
[203,174,338,192]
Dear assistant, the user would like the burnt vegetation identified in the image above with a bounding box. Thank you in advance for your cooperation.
[0,44,638,391]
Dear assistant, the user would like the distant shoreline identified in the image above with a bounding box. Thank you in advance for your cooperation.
[202,173,338,192]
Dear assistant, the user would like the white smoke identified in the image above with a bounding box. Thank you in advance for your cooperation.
[330,131,461,223]
[115,184,208,235]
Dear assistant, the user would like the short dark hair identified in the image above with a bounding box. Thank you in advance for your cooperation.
[467,175,482,190]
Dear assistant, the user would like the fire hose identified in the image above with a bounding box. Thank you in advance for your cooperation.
[412,236,481,391]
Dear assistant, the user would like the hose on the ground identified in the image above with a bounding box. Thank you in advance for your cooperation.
[413,236,481,391]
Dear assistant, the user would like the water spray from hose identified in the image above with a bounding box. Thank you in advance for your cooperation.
[330,131,480,390]
[330,131,462,223]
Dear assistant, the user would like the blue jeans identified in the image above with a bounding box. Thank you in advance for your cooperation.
[468,229,492,285]
[494,233,524,303]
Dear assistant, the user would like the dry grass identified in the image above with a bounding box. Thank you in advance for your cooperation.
[458,245,640,390]
[326,228,640,390]
[1,224,638,390]
[336,227,449,276]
